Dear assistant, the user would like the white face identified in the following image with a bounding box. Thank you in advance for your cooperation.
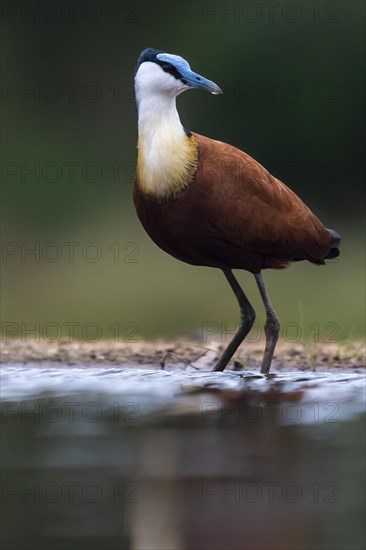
[134,61,189,103]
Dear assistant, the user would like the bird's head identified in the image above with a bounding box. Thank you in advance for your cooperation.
[134,48,223,103]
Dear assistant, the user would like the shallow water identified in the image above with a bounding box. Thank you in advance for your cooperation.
[1,364,365,550]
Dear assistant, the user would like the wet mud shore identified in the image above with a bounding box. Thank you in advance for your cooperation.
[1,339,364,372]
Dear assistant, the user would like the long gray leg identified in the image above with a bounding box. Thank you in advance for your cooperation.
[212,270,256,372]
[254,272,280,374]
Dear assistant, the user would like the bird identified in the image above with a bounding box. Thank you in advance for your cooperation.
[133,48,341,374]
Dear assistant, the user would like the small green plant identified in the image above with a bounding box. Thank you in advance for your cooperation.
[336,325,364,361]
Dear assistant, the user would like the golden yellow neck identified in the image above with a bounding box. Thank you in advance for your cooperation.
[136,95,198,200]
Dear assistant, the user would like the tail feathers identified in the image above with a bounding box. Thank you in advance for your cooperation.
[325,228,341,259]
[328,229,341,247]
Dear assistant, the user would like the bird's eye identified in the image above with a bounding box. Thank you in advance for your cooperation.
[159,61,183,80]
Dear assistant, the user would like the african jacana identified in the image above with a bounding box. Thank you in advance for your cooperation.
[133,48,341,374]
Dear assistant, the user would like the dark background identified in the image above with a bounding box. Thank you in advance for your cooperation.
[1,0,365,342]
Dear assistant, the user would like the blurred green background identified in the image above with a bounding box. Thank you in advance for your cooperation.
[1,0,365,344]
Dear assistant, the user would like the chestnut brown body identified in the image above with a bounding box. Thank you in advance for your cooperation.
[134,133,339,274]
